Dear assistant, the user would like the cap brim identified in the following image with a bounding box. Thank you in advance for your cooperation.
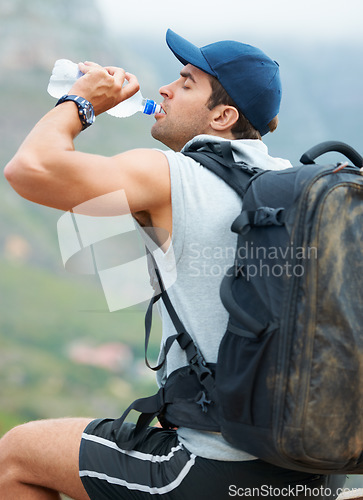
[166,29,215,76]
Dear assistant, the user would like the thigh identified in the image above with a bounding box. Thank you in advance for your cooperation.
[1,417,92,500]
[79,419,194,499]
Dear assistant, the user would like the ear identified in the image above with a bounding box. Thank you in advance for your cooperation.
[210,105,239,133]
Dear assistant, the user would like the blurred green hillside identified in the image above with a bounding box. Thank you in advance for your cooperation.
[0,259,161,433]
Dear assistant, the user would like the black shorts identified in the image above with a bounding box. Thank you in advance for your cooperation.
[79,418,346,500]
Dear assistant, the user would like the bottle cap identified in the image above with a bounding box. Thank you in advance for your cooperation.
[143,99,162,115]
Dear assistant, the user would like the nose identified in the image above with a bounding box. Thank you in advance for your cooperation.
[159,79,177,100]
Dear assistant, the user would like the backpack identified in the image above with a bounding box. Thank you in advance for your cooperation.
[112,139,363,475]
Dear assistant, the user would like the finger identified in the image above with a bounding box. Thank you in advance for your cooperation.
[122,72,140,99]
[104,66,126,76]
[84,61,102,67]
[78,61,102,74]
[104,66,127,87]
[125,72,137,82]
[103,67,139,100]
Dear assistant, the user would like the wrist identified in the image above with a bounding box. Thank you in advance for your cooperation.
[52,101,84,136]
[55,95,95,131]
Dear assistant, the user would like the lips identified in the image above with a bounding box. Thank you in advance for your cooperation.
[155,105,166,119]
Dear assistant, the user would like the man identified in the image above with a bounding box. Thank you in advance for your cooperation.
[1,30,345,499]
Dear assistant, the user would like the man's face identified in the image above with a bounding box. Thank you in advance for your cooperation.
[151,64,214,151]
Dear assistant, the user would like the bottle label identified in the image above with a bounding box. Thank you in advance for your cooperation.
[143,99,157,115]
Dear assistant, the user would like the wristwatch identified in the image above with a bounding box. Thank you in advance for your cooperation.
[55,94,95,130]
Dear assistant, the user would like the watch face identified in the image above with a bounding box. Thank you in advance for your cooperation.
[82,104,95,126]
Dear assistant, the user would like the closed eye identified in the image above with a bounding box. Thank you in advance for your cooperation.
[180,70,196,85]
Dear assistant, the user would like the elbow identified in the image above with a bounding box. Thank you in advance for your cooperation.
[3,158,16,184]
[4,153,41,198]
[4,156,24,189]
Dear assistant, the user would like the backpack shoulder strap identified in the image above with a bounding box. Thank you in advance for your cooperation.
[110,256,215,451]
[182,140,261,197]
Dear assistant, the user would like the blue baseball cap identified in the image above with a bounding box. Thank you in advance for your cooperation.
[166,29,282,136]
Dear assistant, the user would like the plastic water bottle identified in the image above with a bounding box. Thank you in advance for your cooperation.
[47,59,84,98]
[47,59,162,117]
[106,90,162,117]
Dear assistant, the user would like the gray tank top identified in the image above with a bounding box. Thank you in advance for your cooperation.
[141,135,291,460]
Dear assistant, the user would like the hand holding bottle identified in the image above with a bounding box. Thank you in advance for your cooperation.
[71,62,139,116]
[48,59,161,118]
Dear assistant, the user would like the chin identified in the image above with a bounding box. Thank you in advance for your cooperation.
[151,121,162,140]
[151,121,191,151]
[151,125,172,149]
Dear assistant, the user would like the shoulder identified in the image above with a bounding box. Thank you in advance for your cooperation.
[99,148,171,213]
[112,148,170,178]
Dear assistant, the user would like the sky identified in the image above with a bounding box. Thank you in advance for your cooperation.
[94,0,363,44]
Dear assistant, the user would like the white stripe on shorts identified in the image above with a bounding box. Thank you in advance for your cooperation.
[79,453,196,495]
[81,432,184,462]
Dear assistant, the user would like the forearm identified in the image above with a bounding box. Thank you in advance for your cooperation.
[22,102,83,152]
[4,102,83,200]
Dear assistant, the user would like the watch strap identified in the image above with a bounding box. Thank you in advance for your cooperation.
[55,94,95,130]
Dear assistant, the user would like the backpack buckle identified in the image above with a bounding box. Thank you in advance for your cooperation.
[190,346,214,384]
[196,391,212,413]
[254,206,285,226]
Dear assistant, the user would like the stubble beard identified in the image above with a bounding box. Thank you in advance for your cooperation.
[151,110,211,152]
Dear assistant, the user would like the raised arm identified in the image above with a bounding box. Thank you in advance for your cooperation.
[4,63,171,231]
